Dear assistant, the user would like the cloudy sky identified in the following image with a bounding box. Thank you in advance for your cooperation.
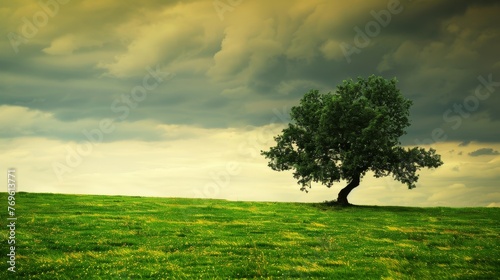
[1,0,499,207]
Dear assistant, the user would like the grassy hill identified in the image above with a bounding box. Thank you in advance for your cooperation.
[1,192,499,279]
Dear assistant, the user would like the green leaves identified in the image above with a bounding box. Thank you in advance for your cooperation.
[384,146,443,189]
[261,75,443,196]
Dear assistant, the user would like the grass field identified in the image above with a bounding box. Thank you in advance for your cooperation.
[1,192,499,279]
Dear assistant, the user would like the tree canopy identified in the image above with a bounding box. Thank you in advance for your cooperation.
[261,75,443,205]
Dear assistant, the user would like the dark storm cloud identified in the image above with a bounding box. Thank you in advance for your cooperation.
[0,0,499,144]
[468,148,500,157]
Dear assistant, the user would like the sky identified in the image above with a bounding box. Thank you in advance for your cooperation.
[1,0,499,207]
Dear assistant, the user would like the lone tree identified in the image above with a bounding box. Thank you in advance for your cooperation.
[261,75,443,205]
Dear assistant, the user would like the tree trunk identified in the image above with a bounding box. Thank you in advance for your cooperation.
[337,173,360,206]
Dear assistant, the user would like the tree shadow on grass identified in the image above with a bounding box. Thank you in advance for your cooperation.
[311,200,429,213]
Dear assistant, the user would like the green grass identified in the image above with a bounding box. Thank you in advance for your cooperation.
[1,192,499,279]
